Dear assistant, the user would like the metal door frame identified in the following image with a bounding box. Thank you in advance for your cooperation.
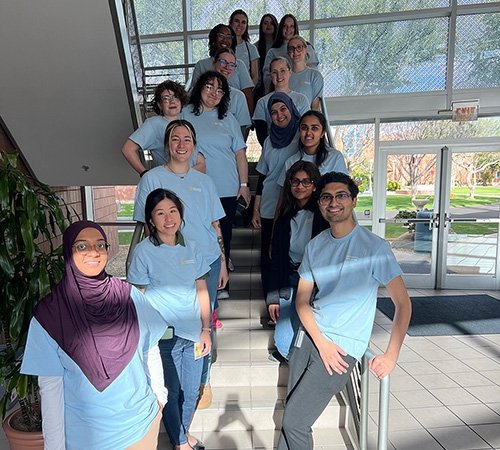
[376,137,500,290]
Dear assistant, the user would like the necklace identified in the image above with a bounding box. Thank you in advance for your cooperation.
[165,164,188,179]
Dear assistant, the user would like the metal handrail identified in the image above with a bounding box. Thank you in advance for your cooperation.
[320,96,335,148]
[125,222,145,276]
[359,347,390,450]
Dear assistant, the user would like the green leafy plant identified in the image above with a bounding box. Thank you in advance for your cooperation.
[0,152,71,430]
[394,209,417,232]
[387,180,401,191]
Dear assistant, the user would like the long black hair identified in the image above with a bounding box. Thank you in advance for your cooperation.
[298,110,329,166]
[258,14,278,71]
[145,188,185,238]
[278,161,321,220]
[188,71,230,120]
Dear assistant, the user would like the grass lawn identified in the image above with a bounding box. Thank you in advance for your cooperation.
[117,203,134,218]
[118,231,134,245]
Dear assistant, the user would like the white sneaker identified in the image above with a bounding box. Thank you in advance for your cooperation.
[217,290,230,300]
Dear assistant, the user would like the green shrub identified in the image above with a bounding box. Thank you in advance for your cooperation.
[387,180,401,191]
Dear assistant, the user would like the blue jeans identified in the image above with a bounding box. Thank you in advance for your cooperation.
[274,272,300,359]
[200,257,221,384]
[159,337,203,446]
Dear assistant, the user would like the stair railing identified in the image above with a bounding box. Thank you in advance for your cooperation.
[359,347,390,450]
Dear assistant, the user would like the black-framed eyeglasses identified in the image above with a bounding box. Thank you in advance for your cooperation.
[318,192,351,205]
[290,178,313,188]
[204,84,225,97]
[287,44,305,54]
[218,58,237,70]
[72,241,110,254]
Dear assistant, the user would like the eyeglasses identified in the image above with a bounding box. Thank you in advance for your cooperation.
[218,58,237,70]
[160,95,179,103]
[72,241,110,254]
[217,32,232,41]
[318,192,351,205]
[287,44,305,54]
[204,84,225,97]
[290,178,313,188]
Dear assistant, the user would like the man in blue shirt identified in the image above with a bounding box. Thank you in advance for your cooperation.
[278,171,412,450]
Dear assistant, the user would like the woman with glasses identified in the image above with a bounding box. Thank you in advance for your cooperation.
[122,80,204,176]
[267,161,328,360]
[21,220,168,450]
[229,9,259,86]
[212,48,251,138]
[252,57,309,146]
[262,14,319,93]
[128,189,212,450]
[133,119,227,411]
[252,92,301,297]
[191,24,254,113]
[288,35,324,110]
[182,71,250,301]
[278,110,348,187]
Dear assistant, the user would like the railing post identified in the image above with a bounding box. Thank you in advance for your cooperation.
[359,348,390,450]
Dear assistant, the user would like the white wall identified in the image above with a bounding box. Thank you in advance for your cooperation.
[0,0,141,185]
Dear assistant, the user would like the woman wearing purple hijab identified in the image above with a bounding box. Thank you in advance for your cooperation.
[21,220,168,450]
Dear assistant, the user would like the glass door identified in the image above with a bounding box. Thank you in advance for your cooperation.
[375,140,500,290]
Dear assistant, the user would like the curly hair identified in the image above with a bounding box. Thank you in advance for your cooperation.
[208,24,237,57]
[188,71,230,120]
[151,80,188,115]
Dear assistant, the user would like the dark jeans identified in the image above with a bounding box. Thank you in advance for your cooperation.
[219,196,237,290]
[260,217,274,297]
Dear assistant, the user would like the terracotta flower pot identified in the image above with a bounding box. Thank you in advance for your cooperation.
[2,409,44,450]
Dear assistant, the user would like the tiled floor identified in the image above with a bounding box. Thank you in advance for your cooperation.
[2,226,499,449]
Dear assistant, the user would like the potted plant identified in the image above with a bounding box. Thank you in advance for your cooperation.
[0,152,71,448]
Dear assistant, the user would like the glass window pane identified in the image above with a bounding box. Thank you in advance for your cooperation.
[330,123,375,220]
[316,0,448,19]
[458,0,498,4]
[189,0,309,30]
[380,117,500,141]
[135,0,183,34]
[142,41,185,67]
[316,18,448,96]
[454,13,500,89]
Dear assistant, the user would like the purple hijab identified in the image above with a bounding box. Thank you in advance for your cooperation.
[267,92,301,149]
[34,220,139,392]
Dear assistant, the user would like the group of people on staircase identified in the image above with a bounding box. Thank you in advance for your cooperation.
[19,9,411,450]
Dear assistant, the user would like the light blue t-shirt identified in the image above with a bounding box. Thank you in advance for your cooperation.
[133,167,224,266]
[190,57,254,90]
[263,43,319,90]
[252,91,309,130]
[289,209,314,264]
[229,86,251,128]
[256,134,299,219]
[129,115,170,167]
[127,237,210,343]
[289,67,324,107]
[278,145,348,186]
[181,106,247,198]
[299,225,403,360]
[21,288,166,450]
[235,41,259,75]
